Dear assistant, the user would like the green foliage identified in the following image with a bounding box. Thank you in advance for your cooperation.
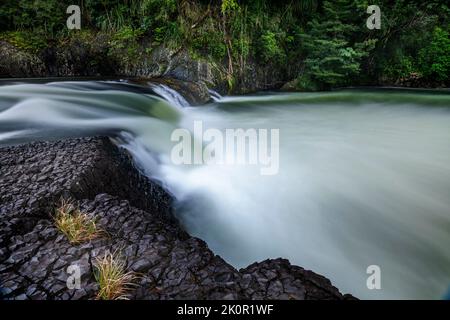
[84,0,181,49]
[300,0,375,89]
[109,26,144,49]
[257,31,285,64]
[0,31,47,53]
[221,0,240,15]
[295,75,320,92]
[418,27,450,82]
[107,26,146,63]
[368,0,448,85]
[0,0,448,89]
[382,55,415,80]
[0,0,68,35]
[192,27,227,61]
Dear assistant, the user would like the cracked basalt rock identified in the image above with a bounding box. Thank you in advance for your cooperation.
[0,137,355,300]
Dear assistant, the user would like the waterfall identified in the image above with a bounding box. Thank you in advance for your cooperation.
[208,89,223,102]
[1,81,450,299]
[150,83,191,108]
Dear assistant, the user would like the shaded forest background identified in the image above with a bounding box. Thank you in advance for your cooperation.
[0,0,449,90]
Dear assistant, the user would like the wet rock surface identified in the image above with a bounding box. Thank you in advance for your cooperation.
[0,137,355,300]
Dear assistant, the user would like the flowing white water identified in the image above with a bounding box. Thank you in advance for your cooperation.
[208,89,223,102]
[0,82,449,299]
[150,83,191,108]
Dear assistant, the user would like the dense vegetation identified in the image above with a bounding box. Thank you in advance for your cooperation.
[0,0,449,90]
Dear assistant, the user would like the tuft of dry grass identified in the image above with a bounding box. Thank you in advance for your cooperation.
[94,250,137,300]
[54,198,103,244]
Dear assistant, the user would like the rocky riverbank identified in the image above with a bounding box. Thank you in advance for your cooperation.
[1,35,445,97]
[0,137,356,300]
[0,38,289,96]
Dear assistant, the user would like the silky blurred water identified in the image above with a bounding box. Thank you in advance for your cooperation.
[0,82,449,299]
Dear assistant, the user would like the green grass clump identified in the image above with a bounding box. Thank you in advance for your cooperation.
[54,198,103,244]
[94,251,137,300]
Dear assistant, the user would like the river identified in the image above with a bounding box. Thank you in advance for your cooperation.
[0,81,449,299]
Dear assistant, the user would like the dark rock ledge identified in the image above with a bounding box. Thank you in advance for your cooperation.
[0,137,355,300]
